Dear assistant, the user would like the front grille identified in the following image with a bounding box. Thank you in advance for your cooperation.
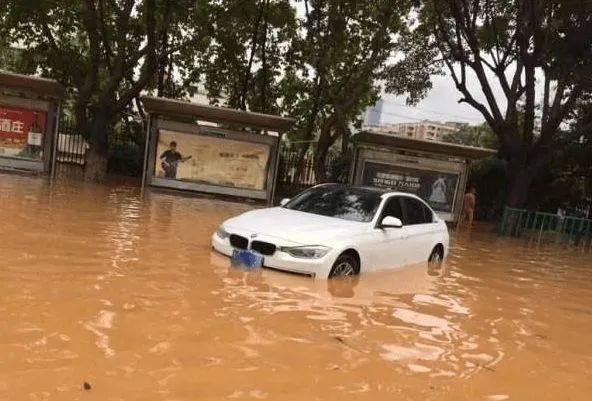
[251,240,276,256]
[229,234,248,249]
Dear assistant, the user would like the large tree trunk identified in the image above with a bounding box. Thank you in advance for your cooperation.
[506,166,535,208]
[85,147,109,182]
[505,149,547,208]
[313,119,338,184]
[84,110,110,182]
[294,143,311,183]
[313,136,334,184]
[313,151,328,184]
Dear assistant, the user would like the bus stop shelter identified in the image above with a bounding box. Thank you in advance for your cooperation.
[141,96,295,204]
[0,71,65,174]
[351,131,496,222]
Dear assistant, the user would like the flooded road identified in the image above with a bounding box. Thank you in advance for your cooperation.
[1,173,592,401]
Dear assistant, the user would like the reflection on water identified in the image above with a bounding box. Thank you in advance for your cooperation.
[1,174,592,401]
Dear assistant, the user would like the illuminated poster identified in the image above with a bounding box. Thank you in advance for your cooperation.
[361,161,459,213]
[154,129,270,190]
[0,106,47,160]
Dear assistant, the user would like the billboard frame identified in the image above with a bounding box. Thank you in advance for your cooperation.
[351,132,496,223]
[146,118,279,200]
[0,72,64,175]
[0,94,61,174]
[141,96,295,204]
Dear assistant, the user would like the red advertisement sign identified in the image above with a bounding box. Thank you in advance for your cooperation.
[0,105,47,142]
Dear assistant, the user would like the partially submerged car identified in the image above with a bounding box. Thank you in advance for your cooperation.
[212,184,449,279]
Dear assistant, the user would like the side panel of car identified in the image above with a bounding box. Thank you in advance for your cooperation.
[329,194,448,274]
[361,196,410,271]
[399,196,443,264]
[363,227,409,271]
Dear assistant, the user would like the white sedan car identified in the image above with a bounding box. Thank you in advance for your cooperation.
[212,184,449,279]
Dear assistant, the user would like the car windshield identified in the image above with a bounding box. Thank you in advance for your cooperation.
[284,186,382,222]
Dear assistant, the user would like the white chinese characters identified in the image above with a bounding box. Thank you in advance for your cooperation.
[11,120,25,134]
[0,118,26,134]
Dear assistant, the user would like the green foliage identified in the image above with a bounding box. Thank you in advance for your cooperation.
[469,157,508,220]
[469,108,592,218]
[1,0,206,165]
[180,0,425,182]
[4,0,421,180]
[187,0,296,114]
[441,123,498,149]
[2,0,588,205]
[107,141,144,177]
[0,46,38,74]
[531,102,592,212]
[391,0,592,207]
[106,118,145,176]
[441,122,505,219]
[279,0,422,181]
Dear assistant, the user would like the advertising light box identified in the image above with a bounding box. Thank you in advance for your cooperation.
[154,129,271,191]
[0,105,47,161]
[351,132,496,222]
[141,96,295,203]
[360,161,460,214]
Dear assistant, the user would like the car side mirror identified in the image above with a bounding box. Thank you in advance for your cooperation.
[279,198,290,207]
[380,216,403,228]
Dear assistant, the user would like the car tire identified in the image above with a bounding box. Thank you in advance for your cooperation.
[329,253,360,278]
[428,246,444,264]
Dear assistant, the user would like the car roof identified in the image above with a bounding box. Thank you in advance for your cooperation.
[314,183,424,200]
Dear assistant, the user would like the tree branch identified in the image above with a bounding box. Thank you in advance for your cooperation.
[78,1,101,106]
[445,0,505,122]
[97,0,113,72]
[239,0,265,110]
[115,0,169,111]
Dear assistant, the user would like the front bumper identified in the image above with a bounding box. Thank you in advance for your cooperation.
[211,232,335,279]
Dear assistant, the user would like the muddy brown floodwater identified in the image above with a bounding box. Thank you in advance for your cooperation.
[1,174,592,401]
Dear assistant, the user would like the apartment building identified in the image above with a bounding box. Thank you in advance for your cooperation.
[363,120,468,141]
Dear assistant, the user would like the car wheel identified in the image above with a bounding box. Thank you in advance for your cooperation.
[329,253,359,278]
[428,246,444,264]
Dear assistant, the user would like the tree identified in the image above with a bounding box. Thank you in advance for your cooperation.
[391,1,592,207]
[441,122,498,149]
[1,0,205,180]
[281,0,418,182]
[0,45,39,75]
[186,1,418,183]
[532,101,592,212]
[188,0,296,114]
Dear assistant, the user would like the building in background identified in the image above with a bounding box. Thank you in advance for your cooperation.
[362,120,469,142]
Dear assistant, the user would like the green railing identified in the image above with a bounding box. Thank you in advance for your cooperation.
[500,207,592,247]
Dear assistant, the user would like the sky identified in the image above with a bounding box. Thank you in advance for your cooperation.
[379,74,492,126]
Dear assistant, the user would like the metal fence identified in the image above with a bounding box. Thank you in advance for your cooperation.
[107,119,146,177]
[500,207,592,248]
[55,117,87,166]
[276,150,346,198]
[52,116,353,196]
[54,116,145,178]
[53,118,346,190]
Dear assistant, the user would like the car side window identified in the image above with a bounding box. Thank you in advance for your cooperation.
[381,197,404,221]
[422,203,434,223]
[402,198,430,225]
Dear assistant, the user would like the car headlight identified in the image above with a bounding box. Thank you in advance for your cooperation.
[216,226,230,239]
[280,245,330,259]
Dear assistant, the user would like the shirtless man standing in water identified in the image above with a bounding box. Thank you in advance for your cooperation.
[461,185,477,228]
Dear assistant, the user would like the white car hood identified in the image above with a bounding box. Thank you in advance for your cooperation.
[223,207,367,245]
